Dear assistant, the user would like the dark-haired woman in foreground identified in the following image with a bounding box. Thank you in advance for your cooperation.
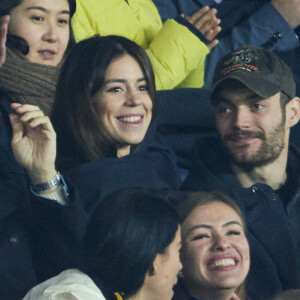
[24,189,182,300]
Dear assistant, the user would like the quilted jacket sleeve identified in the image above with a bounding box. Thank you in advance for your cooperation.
[145,19,210,89]
[71,0,210,90]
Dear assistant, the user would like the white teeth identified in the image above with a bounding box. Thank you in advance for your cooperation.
[211,258,235,268]
[120,116,141,122]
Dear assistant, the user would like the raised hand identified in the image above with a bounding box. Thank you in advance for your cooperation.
[9,103,57,184]
[185,6,221,50]
[0,15,9,67]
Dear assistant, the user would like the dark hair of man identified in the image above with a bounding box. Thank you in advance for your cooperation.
[0,0,75,56]
[82,188,179,298]
[52,35,156,171]
[177,191,247,299]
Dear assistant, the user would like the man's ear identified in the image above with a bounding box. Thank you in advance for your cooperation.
[286,97,300,128]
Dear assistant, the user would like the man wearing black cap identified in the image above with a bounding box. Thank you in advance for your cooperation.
[182,45,300,300]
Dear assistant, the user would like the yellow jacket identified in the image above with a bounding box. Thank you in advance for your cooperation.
[71,0,209,90]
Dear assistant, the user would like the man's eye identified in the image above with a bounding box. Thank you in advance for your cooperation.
[252,103,264,111]
[216,106,232,115]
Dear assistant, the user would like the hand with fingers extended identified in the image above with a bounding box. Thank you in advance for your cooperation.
[185,6,221,50]
[9,103,57,184]
[0,15,9,68]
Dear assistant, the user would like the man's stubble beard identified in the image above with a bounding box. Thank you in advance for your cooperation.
[222,120,286,170]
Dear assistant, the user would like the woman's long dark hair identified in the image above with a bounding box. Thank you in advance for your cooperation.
[52,35,156,171]
[83,188,179,298]
[0,0,76,55]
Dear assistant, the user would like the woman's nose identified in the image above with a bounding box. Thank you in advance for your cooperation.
[212,234,230,251]
[42,22,58,43]
[125,89,142,106]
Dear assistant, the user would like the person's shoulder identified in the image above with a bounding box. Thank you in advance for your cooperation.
[23,269,106,300]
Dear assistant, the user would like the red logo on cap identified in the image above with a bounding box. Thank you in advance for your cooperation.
[222,63,258,75]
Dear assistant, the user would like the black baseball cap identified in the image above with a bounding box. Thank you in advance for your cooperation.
[211,45,296,99]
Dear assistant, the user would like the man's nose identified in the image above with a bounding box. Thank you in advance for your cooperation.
[233,107,252,129]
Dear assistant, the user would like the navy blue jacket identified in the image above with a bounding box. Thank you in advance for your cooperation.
[182,136,300,299]
[0,93,39,299]
[0,93,89,298]
[0,146,39,299]
[63,111,181,215]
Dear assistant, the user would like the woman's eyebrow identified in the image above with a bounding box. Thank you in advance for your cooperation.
[187,224,212,235]
[187,221,242,235]
[26,6,70,15]
[104,77,146,84]
[104,79,126,84]
[222,221,242,228]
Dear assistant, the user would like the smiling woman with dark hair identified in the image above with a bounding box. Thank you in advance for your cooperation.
[51,35,156,170]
